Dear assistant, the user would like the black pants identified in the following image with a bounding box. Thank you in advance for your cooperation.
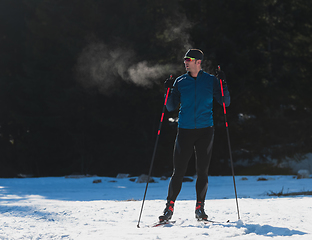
[167,127,214,203]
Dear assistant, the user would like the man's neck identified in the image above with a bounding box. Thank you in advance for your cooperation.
[189,69,201,78]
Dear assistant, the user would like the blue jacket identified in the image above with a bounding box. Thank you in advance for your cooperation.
[166,70,230,129]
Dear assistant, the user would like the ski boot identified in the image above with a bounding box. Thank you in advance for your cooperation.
[195,201,208,220]
[159,200,174,222]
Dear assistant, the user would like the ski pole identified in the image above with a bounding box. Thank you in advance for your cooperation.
[218,65,241,220]
[137,75,172,228]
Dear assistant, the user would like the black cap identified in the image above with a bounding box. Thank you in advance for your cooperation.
[184,49,204,60]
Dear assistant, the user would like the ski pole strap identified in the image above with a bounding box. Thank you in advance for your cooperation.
[220,79,228,128]
[164,87,170,106]
[158,87,170,136]
[220,79,227,115]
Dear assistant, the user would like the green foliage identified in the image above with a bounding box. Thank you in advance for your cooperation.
[1,0,312,177]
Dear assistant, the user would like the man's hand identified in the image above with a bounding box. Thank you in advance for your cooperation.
[216,67,227,87]
[164,77,174,89]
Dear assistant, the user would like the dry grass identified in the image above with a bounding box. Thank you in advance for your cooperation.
[268,188,312,197]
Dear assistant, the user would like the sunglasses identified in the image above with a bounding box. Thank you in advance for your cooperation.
[184,57,196,62]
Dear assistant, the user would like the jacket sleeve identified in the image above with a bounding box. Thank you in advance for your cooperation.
[166,79,180,112]
[213,76,230,107]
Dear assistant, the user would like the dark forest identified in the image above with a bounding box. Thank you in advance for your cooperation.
[1,0,312,177]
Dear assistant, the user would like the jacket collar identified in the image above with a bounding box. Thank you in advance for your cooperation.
[187,69,203,78]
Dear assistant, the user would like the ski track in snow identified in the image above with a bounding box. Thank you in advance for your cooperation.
[0,175,311,239]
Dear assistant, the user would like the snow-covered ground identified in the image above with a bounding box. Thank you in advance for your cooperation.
[0,175,311,239]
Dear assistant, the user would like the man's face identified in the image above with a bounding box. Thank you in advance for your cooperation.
[184,57,198,71]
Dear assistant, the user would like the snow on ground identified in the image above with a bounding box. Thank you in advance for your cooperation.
[0,175,311,239]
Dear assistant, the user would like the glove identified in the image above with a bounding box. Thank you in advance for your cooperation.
[215,68,227,87]
[164,77,174,89]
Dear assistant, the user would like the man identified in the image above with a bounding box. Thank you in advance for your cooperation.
[159,49,230,221]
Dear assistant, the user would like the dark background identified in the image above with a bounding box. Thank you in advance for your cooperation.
[1,0,311,177]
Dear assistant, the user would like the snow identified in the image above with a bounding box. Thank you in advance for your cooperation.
[0,175,311,239]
